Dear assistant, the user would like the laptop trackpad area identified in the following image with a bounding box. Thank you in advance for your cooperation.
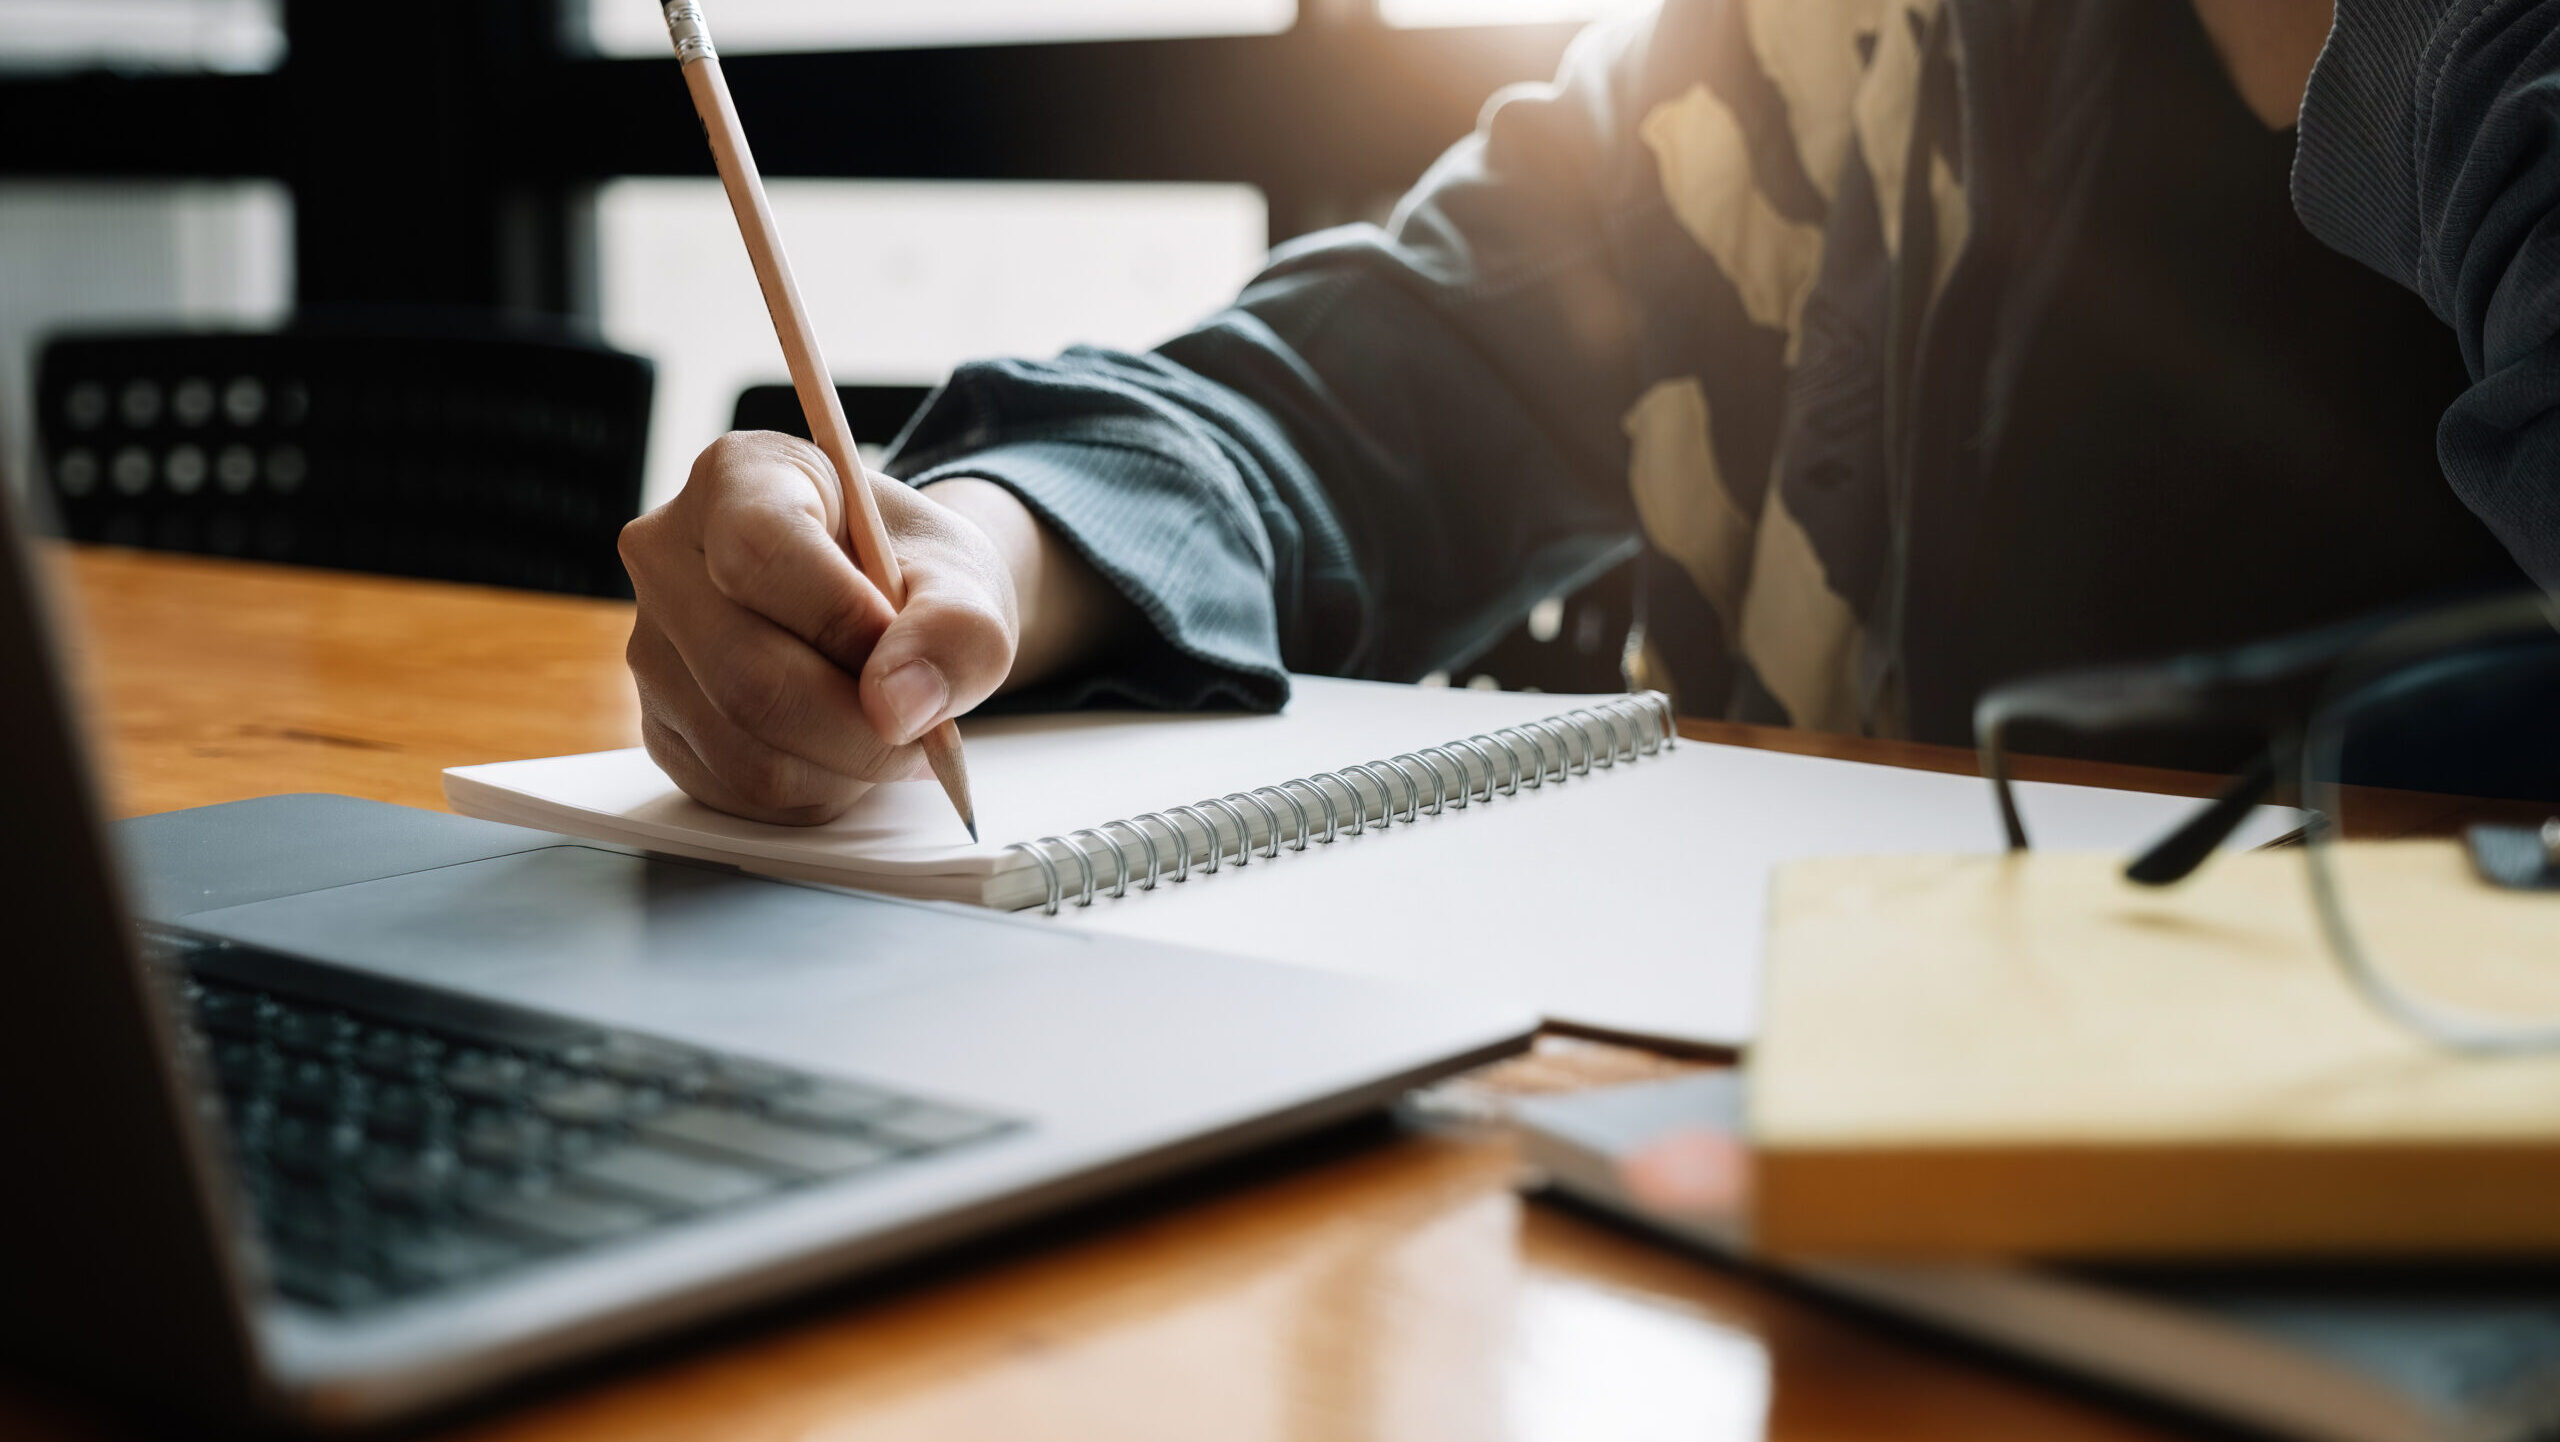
[178,845,1045,1039]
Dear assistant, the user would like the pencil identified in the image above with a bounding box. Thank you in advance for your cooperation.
[659,0,977,841]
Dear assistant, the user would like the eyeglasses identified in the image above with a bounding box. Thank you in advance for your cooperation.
[1977,590,2560,1053]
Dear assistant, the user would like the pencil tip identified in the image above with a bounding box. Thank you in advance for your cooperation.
[919,721,978,846]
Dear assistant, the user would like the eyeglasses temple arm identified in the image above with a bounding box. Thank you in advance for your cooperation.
[2122,748,2278,886]
[1976,708,2031,851]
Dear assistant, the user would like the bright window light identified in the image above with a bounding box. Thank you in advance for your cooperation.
[1379,0,1639,27]
[0,181,292,500]
[598,179,1269,507]
[0,0,284,73]
[589,0,1294,57]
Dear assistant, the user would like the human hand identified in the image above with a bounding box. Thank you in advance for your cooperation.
[618,431,1019,825]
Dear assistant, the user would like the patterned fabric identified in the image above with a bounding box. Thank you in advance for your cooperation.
[884,0,2558,741]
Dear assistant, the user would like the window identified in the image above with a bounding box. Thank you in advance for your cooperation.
[0,5,1577,527]
[588,0,1294,57]
[0,0,284,74]
[598,179,1268,506]
[1378,0,1640,27]
[0,182,292,499]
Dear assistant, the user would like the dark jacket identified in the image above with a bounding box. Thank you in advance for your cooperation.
[884,0,2560,746]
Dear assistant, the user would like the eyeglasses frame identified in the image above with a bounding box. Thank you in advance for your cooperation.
[1974,589,2560,1053]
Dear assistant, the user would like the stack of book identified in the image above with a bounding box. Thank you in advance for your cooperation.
[1515,847,2560,1442]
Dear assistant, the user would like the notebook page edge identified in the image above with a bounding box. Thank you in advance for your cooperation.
[437,681,1657,906]
[441,753,1016,882]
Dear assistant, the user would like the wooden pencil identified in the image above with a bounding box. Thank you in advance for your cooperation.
[659,0,977,840]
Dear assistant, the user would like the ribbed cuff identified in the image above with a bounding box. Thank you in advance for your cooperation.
[2293,0,2467,307]
[902,438,1292,715]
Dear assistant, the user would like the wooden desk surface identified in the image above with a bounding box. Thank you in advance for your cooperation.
[12,546,2228,1442]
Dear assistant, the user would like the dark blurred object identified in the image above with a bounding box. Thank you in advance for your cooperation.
[1457,562,1637,696]
[730,384,934,451]
[35,324,651,598]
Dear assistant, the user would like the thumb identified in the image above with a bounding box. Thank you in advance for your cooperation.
[857,566,1015,746]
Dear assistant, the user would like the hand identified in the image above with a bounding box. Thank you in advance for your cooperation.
[619,432,1018,825]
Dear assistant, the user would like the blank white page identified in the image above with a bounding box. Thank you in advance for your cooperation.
[1054,733,2297,1049]
[449,677,2293,1047]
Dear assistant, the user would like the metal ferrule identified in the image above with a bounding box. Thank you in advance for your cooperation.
[662,0,716,63]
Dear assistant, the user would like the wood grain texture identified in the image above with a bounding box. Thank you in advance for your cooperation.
[50,545,641,818]
[8,546,2214,1441]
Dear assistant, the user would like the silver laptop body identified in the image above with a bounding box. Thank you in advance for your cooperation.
[0,490,1535,1430]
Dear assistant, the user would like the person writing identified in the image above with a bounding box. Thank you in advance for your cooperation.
[617,0,2559,825]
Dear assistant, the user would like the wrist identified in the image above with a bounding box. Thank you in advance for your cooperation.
[919,476,1131,693]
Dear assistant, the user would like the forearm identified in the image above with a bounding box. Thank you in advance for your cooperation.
[884,13,1670,709]
[918,476,1138,695]
[2294,0,2560,587]
[888,353,1302,714]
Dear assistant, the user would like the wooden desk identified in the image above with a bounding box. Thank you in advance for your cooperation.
[12,546,2231,1442]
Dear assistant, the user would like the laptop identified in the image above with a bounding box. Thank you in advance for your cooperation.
[0,486,1535,1429]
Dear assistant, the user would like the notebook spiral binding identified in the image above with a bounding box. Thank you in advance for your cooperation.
[1003,692,1677,915]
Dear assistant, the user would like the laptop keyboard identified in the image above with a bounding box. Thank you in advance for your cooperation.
[162,936,1020,1313]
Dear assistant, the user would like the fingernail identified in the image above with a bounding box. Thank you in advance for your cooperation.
[880,660,948,744]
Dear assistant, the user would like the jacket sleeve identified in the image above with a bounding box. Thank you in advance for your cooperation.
[2293,0,2560,590]
[883,11,1680,713]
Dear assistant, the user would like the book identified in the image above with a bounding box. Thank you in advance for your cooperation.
[1514,1071,2560,1442]
[1749,849,2560,1257]
[446,676,2289,1049]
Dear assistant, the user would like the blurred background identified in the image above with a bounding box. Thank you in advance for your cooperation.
[1,0,1644,683]
[1,8,1580,508]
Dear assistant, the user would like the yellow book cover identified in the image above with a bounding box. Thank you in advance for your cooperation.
[1749,845,2560,1259]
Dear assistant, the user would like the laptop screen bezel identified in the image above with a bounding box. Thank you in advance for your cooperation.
[0,483,270,1419]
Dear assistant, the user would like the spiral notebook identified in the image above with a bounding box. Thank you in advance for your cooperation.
[444,677,2291,1047]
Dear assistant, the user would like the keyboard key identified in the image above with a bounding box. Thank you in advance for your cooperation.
[269,1007,357,1058]
[364,1083,452,1140]
[360,1145,463,1209]
[272,1256,383,1312]
[380,1226,525,1288]
[458,1112,555,1170]
[869,1103,1010,1152]
[266,1187,366,1252]
[530,1075,647,1126]
[195,988,266,1040]
[639,1106,892,1177]
[564,1143,779,1211]
[212,1039,282,1091]
[538,1033,609,1069]
[226,1097,279,1148]
[583,1034,709,1090]
[766,1080,904,1131]
[264,1116,364,1179]
[276,1058,354,1117]
[442,1050,530,1100]
[471,1186,657,1245]
[698,1057,803,1105]
[354,1026,443,1077]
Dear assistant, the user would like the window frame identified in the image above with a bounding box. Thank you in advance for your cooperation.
[0,0,1579,318]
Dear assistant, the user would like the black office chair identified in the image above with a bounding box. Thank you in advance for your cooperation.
[34,324,653,598]
[728,382,936,455]
[1453,562,1638,694]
